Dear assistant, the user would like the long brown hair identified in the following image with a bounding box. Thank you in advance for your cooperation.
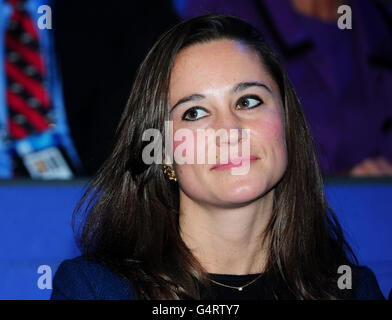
[73,14,358,299]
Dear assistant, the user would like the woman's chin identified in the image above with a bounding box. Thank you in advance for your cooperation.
[214,181,270,206]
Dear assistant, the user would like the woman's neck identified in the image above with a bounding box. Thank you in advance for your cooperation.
[290,0,345,21]
[179,191,274,275]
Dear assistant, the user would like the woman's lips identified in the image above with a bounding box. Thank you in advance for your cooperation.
[210,156,259,171]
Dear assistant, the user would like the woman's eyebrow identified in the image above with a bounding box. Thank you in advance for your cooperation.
[231,81,272,94]
[170,93,205,113]
[170,82,271,113]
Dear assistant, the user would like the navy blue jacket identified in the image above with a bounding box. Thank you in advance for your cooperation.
[50,256,385,300]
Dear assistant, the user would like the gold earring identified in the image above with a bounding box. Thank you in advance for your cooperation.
[162,164,177,181]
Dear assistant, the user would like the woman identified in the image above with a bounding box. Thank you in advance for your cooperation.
[51,14,385,300]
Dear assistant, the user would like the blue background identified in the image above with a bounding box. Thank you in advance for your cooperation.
[0,178,391,299]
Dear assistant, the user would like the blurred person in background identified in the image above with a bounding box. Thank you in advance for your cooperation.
[0,0,83,179]
[0,0,179,178]
[179,0,392,176]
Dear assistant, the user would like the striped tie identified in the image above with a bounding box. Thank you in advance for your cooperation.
[5,0,53,140]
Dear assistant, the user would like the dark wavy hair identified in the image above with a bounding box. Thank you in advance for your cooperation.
[73,14,358,299]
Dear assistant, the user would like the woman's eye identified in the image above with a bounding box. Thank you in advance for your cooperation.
[182,107,208,121]
[236,96,262,110]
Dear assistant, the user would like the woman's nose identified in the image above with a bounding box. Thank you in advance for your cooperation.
[212,113,247,147]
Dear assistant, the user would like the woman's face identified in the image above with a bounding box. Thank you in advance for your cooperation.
[168,39,287,207]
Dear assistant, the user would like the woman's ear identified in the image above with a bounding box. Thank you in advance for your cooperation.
[163,148,174,166]
[162,148,177,181]
[162,164,177,181]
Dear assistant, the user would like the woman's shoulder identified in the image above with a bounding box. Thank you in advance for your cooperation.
[352,265,385,300]
[50,257,386,300]
[51,256,134,300]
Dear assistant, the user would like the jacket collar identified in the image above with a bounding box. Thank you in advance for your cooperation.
[262,0,311,48]
[261,0,392,64]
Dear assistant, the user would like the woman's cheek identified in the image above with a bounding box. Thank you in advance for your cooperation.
[172,129,206,197]
[255,111,285,145]
[172,128,199,165]
[251,112,287,169]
